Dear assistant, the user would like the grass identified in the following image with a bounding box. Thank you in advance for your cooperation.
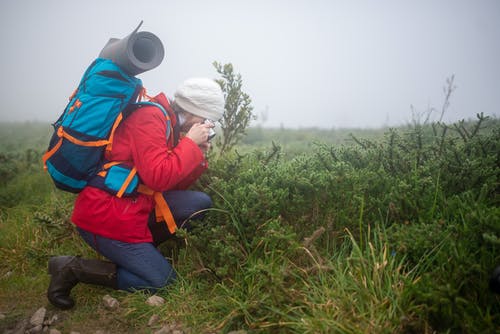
[2,185,419,333]
[1,119,499,333]
[118,224,420,333]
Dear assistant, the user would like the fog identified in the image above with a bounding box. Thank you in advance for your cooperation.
[0,0,499,128]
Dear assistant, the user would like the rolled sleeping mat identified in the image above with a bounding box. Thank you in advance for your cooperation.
[99,21,165,76]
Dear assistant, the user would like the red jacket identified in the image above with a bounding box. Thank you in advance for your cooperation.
[72,93,207,243]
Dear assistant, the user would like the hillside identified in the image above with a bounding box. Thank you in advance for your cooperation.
[1,116,499,333]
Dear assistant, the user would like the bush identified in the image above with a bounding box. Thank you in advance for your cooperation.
[1,116,498,332]
[188,115,500,331]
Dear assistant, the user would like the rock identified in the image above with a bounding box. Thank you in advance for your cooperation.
[69,331,81,334]
[49,329,62,334]
[27,324,43,334]
[102,294,119,310]
[94,330,106,334]
[153,326,172,334]
[148,314,160,326]
[45,314,59,326]
[153,323,183,334]
[0,312,5,320]
[30,307,47,327]
[146,295,165,306]
[228,331,247,334]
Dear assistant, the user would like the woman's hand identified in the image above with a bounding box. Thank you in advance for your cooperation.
[185,122,213,146]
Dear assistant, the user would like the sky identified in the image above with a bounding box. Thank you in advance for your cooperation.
[0,0,499,128]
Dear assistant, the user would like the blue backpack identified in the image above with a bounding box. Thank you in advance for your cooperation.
[42,57,167,194]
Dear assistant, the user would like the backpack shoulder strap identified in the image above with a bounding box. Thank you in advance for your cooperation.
[133,101,168,116]
[132,101,174,144]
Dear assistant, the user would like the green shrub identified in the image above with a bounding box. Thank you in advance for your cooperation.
[188,115,500,331]
[1,116,498,332]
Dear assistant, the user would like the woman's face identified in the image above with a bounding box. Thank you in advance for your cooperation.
[179,111,204,133]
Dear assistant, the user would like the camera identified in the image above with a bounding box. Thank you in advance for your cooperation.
[204,119,216,141]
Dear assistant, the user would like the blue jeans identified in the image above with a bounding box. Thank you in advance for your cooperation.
[148,190,212,245]
[77,190,212,292]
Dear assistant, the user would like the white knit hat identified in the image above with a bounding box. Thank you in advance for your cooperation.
[174,78,225,121]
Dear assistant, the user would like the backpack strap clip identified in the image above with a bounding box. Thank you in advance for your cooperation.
[137,185,177,234]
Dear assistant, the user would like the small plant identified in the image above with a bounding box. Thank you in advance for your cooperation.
[213,61,255,155]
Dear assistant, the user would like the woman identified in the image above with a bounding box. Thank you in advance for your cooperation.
[47,78,224,309]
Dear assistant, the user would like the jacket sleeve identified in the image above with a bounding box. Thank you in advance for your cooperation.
[173,156,208,190]
[126,106,207,192]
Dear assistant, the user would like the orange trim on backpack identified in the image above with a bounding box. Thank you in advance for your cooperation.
[42,137,63,169]
[139,87,153,101]
[69,88,78,101]
[59,127,110,147]
[153,192,177,234]
[68,99,82,114]
[43,127,110,170]
[116,167,137,198]
[102,161,121,169]
[137,184,177,234]
[97,171,107,177]
[106,113,123,154]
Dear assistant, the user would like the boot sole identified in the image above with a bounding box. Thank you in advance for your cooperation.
[47,291,75,310]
